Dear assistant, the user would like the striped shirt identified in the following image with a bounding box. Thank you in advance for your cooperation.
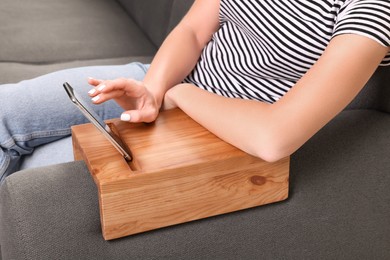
[184,0,390,104]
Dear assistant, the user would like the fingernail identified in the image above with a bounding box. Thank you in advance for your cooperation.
[92,96,100,102]
[98,84,106,91]
[121,113,131,121]
[88,88,96,95]
[88,77,94,80]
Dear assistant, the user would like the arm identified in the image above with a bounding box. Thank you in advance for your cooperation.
[166,35,389,162]
[143,0,220,108]
[88,0,220,122]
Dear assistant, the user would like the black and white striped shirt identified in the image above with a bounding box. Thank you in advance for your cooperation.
[184,0,390,103]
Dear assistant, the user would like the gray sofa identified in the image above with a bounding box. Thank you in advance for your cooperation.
[1,0,389,259]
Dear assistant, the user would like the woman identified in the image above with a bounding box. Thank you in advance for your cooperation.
[1,0,389,182]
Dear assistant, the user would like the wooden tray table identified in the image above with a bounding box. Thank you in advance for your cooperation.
[71,108,289,240]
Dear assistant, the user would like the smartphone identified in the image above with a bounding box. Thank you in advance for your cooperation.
[63,82,133,162]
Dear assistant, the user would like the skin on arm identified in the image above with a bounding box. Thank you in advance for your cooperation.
[166,35,389,162]
[88,0,220,122]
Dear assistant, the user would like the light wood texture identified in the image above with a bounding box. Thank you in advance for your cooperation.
[72,108,289,240]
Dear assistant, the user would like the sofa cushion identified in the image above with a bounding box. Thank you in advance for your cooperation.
[1,109,389,259]
[0,0,156,64]
[117,0,194,47]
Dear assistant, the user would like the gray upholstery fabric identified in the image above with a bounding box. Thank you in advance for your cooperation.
[117,0,174,47]
[117,0,193,47]
[0,0,193,85]
[0,0,156,64]
[0,0,157,84]
[1,110,389,259]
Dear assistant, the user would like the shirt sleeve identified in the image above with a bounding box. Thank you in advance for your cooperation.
[334,0,390,46]
[333,0,390,65]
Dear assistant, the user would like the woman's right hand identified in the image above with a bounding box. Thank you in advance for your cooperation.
[88,77,160,123]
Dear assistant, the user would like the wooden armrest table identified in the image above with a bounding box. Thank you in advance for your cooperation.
[71,108,289,240]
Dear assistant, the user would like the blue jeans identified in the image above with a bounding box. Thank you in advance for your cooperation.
[0,62,149,182]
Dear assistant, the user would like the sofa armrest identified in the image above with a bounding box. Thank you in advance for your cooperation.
[0,162,99,260]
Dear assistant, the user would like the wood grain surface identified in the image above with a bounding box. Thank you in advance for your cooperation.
[72,108,290,240]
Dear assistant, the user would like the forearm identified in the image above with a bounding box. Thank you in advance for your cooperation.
[167,84,281,161]
[167,36,388,162]
[143,26,204,108]
[143,0,219,109]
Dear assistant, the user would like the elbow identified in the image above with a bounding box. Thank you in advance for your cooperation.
[254,148,289,163]
[250,132,295,163]
[256,154,283,164]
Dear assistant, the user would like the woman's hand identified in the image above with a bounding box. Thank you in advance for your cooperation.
[88,77,160,123]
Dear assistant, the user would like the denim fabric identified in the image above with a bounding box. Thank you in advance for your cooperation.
[20,136,74,171]
[0,62,149,182]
